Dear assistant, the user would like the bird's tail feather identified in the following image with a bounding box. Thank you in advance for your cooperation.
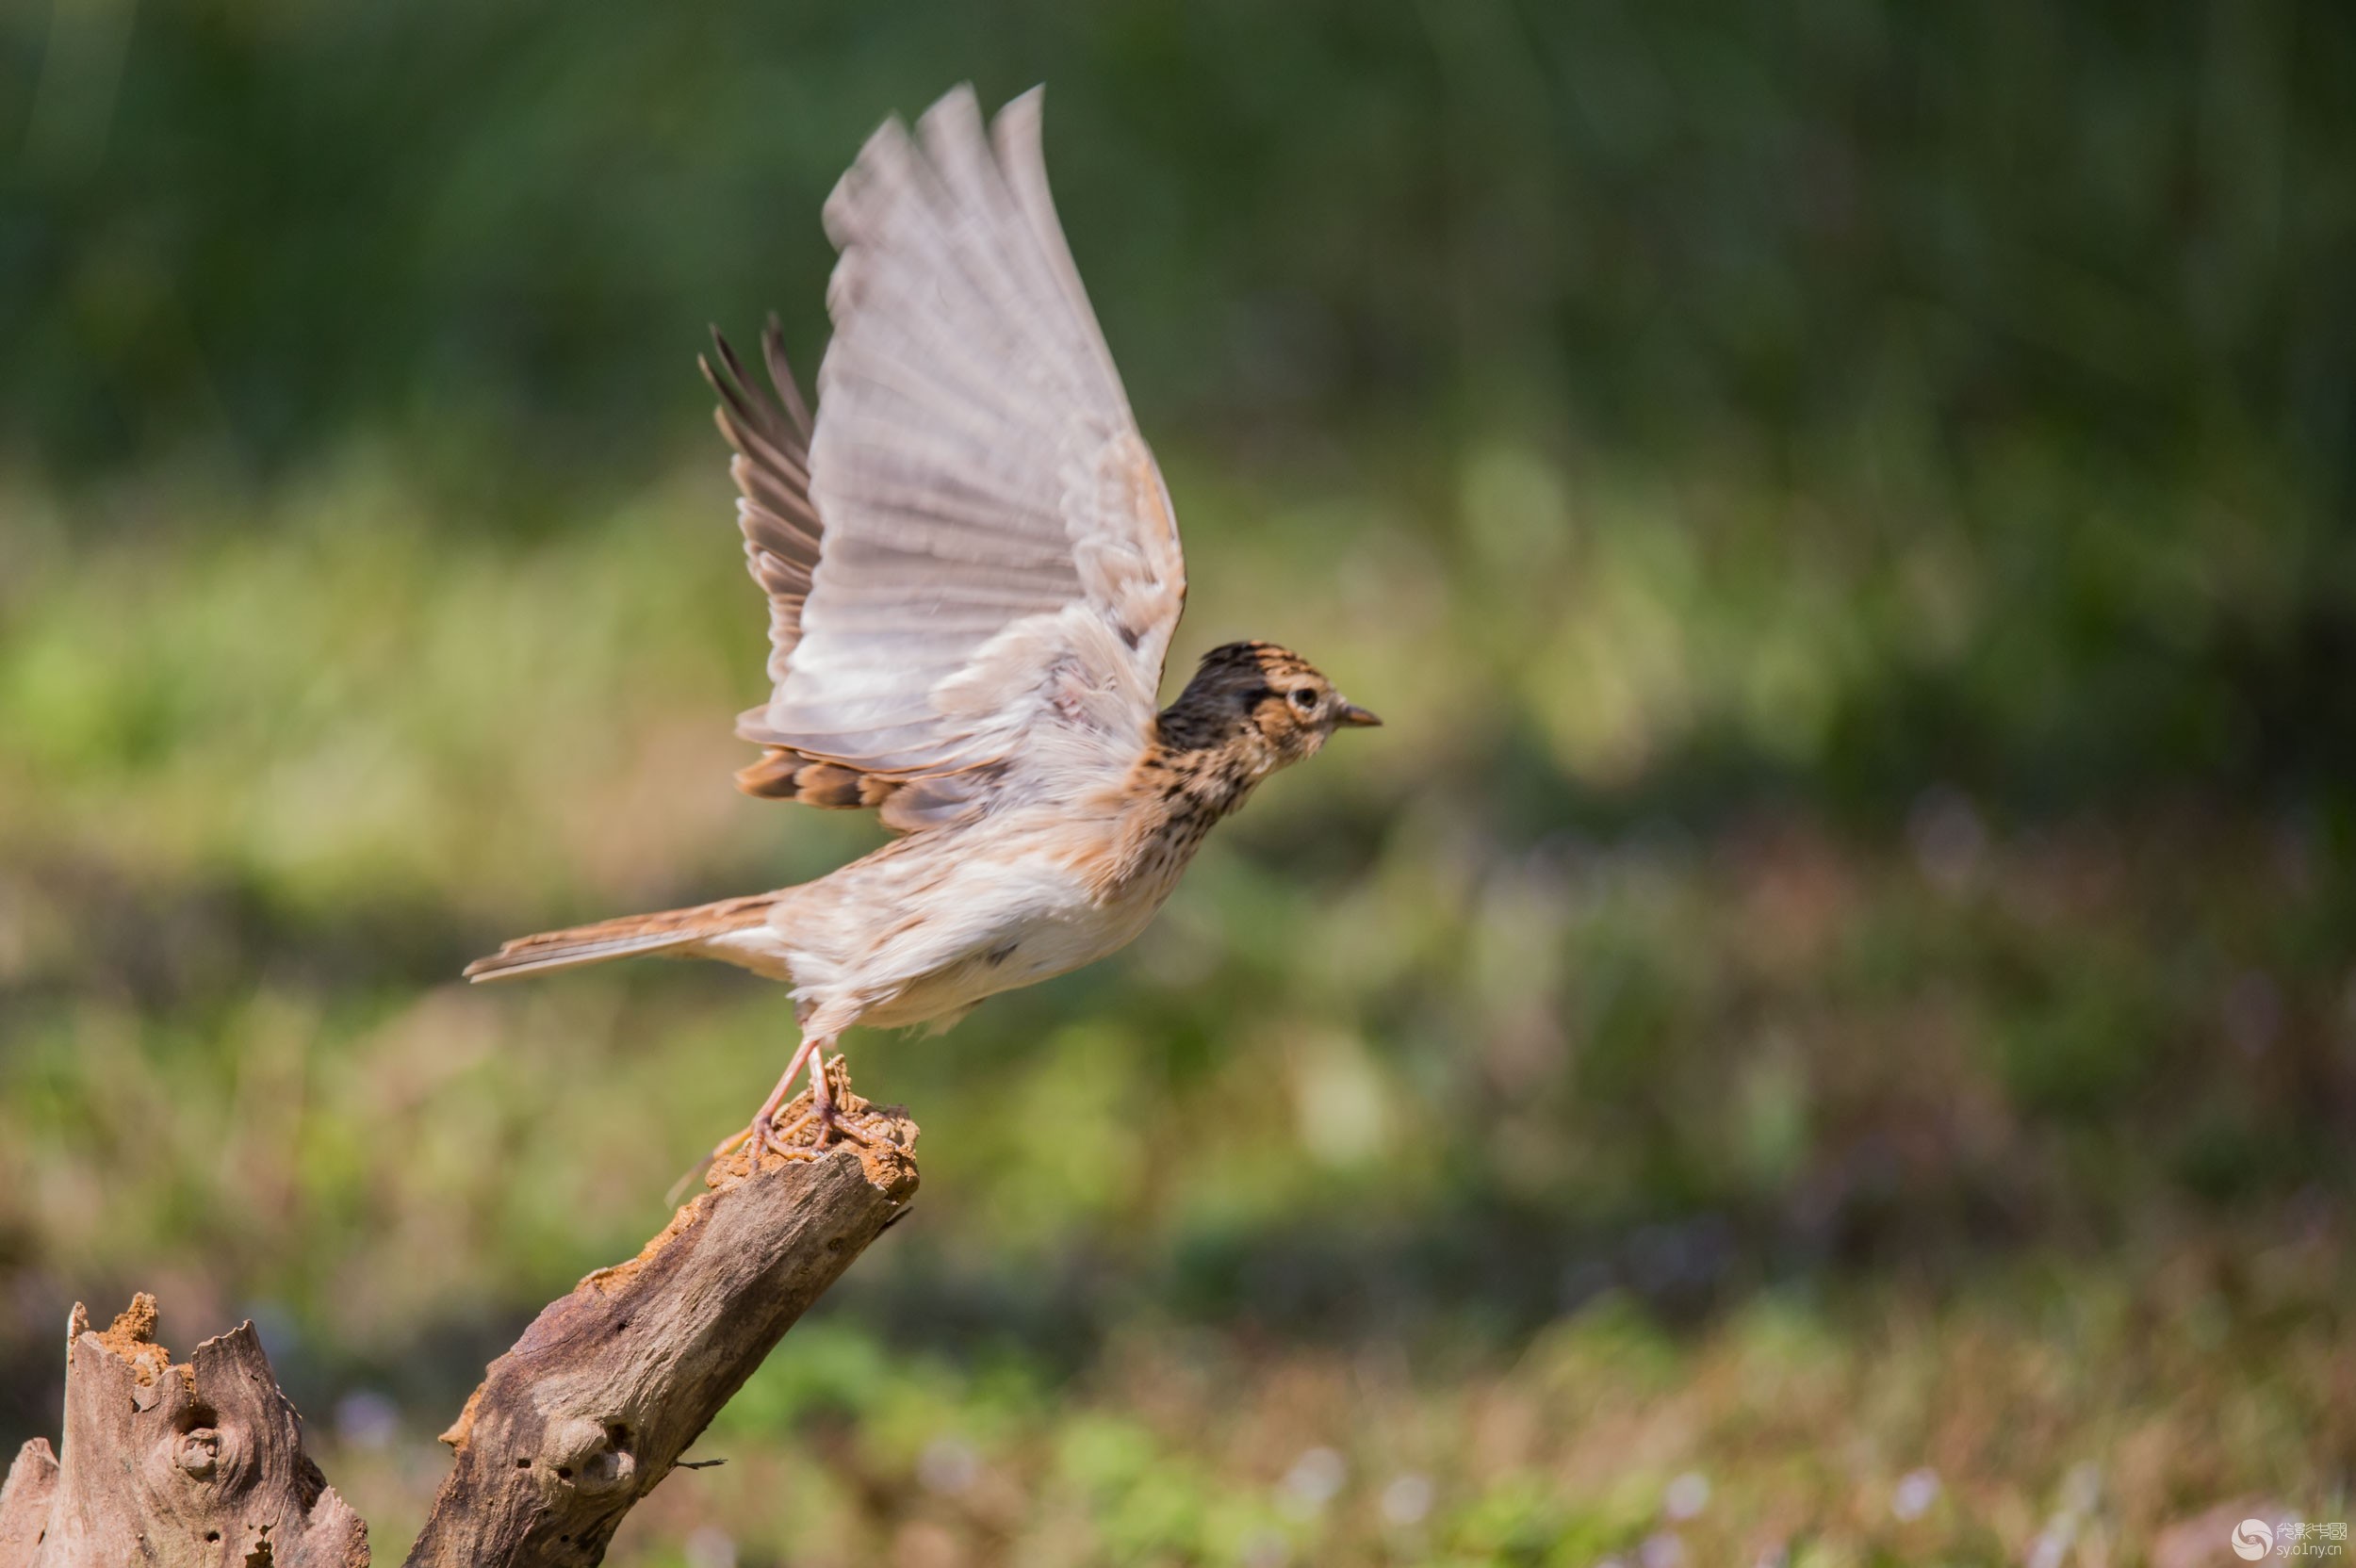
[463,890,783,983]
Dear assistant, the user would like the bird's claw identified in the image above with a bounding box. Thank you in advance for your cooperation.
[755,1111,818,1163]
[763,1102,875,1154]
[700,1118,813,1185]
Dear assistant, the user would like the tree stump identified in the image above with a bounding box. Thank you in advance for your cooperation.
[0,1060,918,1568]
[0,1296,368,1567]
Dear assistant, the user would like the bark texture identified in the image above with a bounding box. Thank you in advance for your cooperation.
[0,1062,918,1568]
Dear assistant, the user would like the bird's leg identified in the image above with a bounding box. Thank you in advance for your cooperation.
[708,1032,825,1169]
[756,1034,827,1159]
[804,1053,841,1150]
[816,1051,879,1146]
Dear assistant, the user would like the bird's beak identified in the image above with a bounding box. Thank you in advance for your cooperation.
[1337,701,1383,728]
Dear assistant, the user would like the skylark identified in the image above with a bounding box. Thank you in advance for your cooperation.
[466,86,1378,1158]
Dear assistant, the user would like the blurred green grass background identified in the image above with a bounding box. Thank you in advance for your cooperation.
[4,1,2355,1562]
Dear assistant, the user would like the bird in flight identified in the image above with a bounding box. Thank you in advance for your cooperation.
[465,86,1378,1161]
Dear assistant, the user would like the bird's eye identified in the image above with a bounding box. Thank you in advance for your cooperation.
[1289,689,1317,712]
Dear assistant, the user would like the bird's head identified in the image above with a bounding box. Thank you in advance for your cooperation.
[1160,640,1381,771]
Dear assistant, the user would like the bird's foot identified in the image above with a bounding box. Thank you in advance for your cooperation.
[770,1054,875,1151]
[679,1113,816,1202]
[756,1106,823,1161]
[698,1052,867,1187]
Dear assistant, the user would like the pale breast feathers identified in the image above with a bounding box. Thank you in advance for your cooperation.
[704,86,1186,833]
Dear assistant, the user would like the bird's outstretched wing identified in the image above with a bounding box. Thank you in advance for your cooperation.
[706,85,1186,833]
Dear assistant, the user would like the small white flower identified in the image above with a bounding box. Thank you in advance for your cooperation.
[1380,1473,1434,1527]
[1891,1468,1940,1522]
[1278,1446,1347,1517]
[916,1436,979,1495]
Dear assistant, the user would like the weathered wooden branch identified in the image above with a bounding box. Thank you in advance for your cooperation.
[0,1060,918,1568]
[404,1065,918,1567]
